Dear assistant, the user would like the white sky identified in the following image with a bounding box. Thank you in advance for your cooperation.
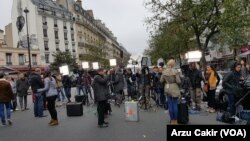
[0,0,150,55]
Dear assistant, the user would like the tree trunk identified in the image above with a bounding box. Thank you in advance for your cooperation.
[195,34,207,70]
[179,54,182,67]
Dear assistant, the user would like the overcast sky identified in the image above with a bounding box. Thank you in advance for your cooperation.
[0,0,150,55]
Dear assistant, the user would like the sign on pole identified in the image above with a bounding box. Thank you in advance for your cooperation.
[92,62,99,70]
[59,65,69,76]
[110,59,117,67]
[82,62,89,69]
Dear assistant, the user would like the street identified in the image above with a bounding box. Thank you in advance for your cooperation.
[0,88,227,141]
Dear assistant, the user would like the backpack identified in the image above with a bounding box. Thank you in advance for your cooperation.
[181,76,191,90]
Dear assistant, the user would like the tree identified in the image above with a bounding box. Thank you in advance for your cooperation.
[79,43,109,68]
[50,51,77,72]
[145,19,195,66]
[145,0,250,69]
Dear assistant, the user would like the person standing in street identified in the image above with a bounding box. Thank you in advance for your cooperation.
[7,77,18,111]
[30,68,46,118]
[0,71,14,126]
[62,75,72,103]
[113,68,125,107]
[55,72,66,102]
[92,68,109,128]
[188,62,204,111]
[204,65,220,113]
[16,73,30,111]
[160,59,181,125]
[222,63,242,115]
[37,71,59,126]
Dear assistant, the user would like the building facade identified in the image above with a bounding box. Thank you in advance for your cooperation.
[61,0,130,67]
[12,0,76,67]
[0,29,41,70]
[6,0,130,71]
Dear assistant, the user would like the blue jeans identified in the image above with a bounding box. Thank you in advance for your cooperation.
[57,87,65,101]
[77,86,86,95]
[0,102,11,124]
[167,96,178,120]
[228,94,236,115]
[64,87,71,101]
[34,93,44,117]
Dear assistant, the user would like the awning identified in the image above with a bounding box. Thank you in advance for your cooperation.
[238,51,250,57]
[187,58,200,62]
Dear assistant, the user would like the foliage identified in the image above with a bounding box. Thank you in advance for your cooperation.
[145,0,250,68]
[50,51,77,72]
[79,43,109,68]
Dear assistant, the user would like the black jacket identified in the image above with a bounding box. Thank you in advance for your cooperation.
[29,73,43,93]
[222,71,241,95]
[62,75,72,88]
[92,74,109,102]
[188,69,203,89]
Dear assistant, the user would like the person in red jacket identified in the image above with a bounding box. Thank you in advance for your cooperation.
[0,71,14,126]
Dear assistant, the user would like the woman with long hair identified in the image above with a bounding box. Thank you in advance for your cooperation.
[38,71,58,126]
[160,59,181,124]
[204,65,221,113]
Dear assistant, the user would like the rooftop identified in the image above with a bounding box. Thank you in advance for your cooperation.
[32,0,72,15]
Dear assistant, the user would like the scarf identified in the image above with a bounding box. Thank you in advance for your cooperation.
[207,69,217,90]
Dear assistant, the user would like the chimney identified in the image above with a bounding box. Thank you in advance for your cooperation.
[86,10,94,18]
[76,0,82,7]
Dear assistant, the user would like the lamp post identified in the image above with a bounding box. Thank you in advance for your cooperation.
[24,7,32,73]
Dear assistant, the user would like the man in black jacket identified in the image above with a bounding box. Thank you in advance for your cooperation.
[92,68,109,128]
[222,63,242,115]
[188,63,204,111]
[29,68,46,117]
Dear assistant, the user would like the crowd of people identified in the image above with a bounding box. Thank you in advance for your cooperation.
[0,57,249,127]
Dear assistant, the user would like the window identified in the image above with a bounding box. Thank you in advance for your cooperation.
[63,22,67,29]
[72,44,75,52]
[70,24,74,31]
[45,54,49,63]
[64,32,68,40]
[43,29,48,37]
[32,54,37,65]
[52,11,56,16]
[42,16,47,25]
[44,41,49,50]
[71,33,74,41]
[5,53,12,65]
[55,31,59,39]
[56,43,60,51]
[65,44,69,51]
[54,19,58,27]
[19,54,25,65]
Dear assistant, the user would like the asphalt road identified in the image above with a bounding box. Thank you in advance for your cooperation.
[0,88,228,141]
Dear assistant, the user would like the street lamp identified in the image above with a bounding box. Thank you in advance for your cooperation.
[24,7,32,73]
